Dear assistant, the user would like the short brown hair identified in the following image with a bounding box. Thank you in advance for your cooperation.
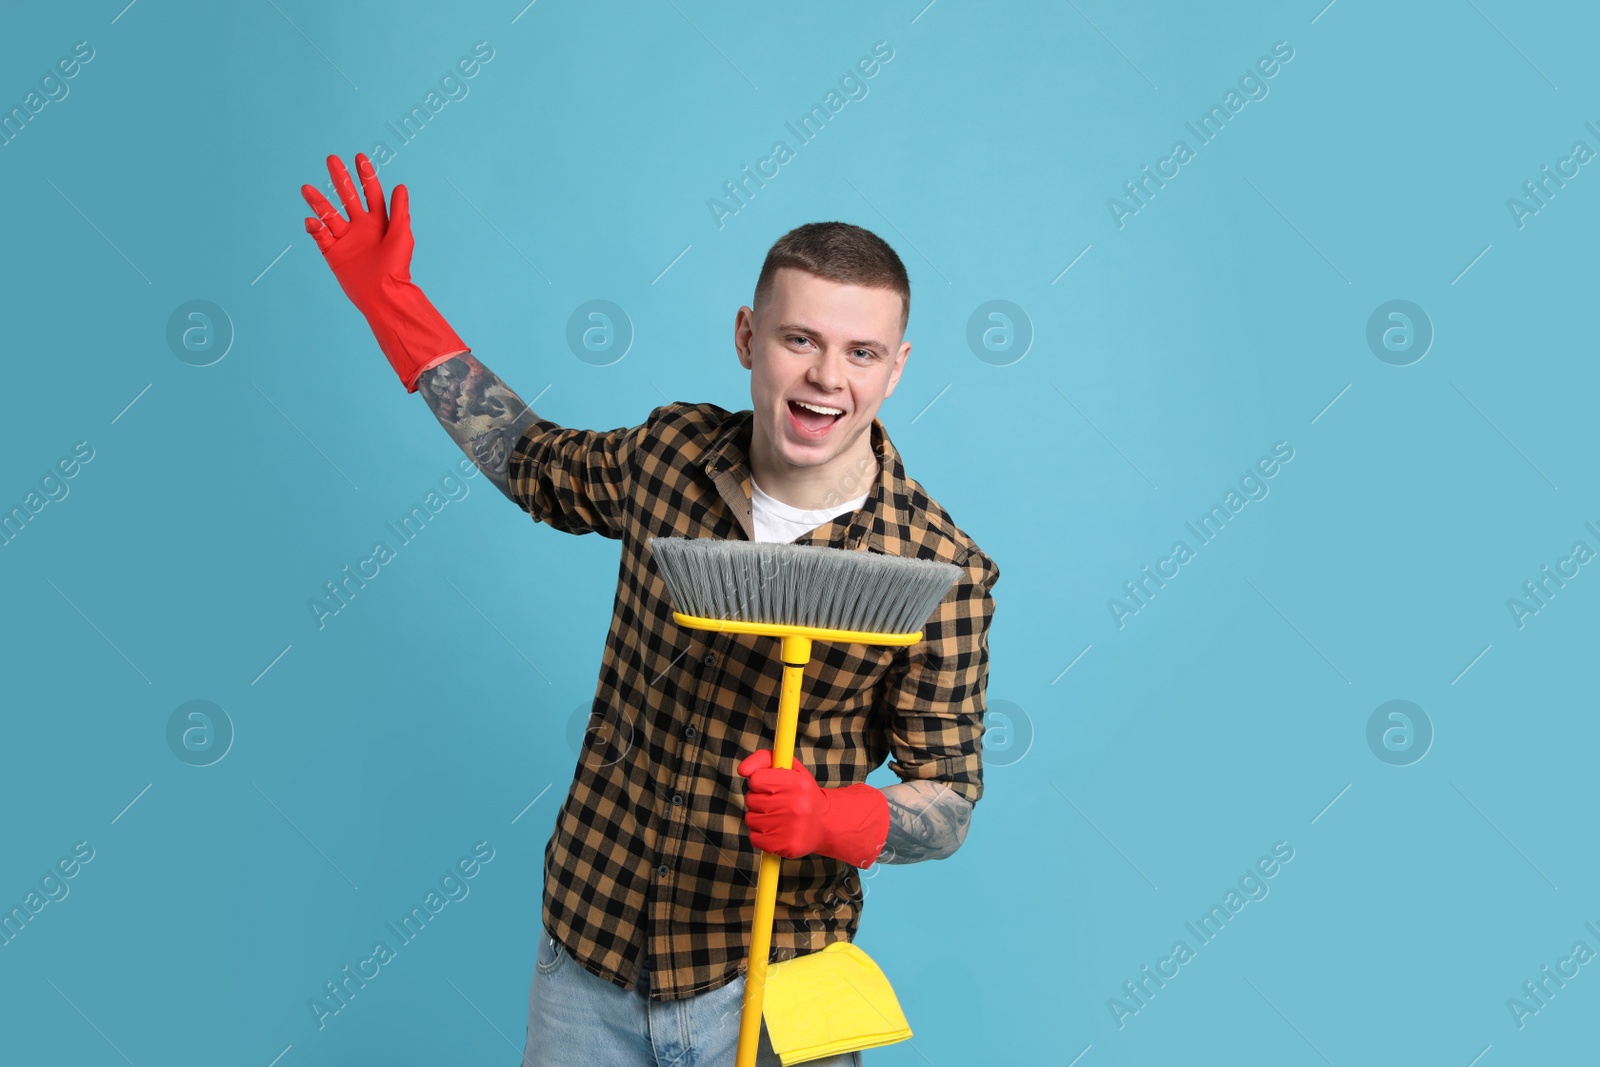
[753,221,910,337]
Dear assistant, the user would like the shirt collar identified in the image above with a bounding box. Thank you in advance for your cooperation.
[702,409,908,553]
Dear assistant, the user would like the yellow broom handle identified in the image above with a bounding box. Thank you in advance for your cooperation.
[737,633,811,1067]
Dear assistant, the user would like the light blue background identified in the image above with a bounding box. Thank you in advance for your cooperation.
[1,1,1595,1064]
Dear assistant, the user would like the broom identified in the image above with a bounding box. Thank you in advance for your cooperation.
[646,536,963,1067]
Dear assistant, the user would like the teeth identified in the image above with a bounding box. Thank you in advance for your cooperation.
[793,400,843,416]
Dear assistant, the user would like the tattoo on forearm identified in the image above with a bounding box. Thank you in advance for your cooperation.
[879,781,972,864]
[416,352,541,502]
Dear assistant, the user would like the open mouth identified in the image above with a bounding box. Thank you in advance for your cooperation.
[787,399,845,439]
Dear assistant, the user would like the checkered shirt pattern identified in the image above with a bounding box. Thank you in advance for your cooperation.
[509,401,999,1001]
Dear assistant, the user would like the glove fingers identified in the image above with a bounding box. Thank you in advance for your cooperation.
[388,183,411,237]
[751,765,808,789]
[748,813,797,835]
[355,152,387,225]
[303,216,335,254]
[326,154,366,220]
[300,184,348,238]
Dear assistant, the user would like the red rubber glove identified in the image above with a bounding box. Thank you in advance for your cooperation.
[738,750,890,869]
[300,153,467,393]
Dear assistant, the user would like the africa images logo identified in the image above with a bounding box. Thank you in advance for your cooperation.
[1106,40,1296,229]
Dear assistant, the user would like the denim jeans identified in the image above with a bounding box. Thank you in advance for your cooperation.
[522,926,863,1067]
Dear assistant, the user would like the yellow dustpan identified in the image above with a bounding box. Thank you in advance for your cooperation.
[762,940,912,1064]
[646,536,962,1067]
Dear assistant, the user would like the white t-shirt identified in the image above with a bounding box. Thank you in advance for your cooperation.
[750,478,870,544]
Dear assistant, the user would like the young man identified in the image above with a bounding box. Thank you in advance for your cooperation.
[301,153,1000,1066]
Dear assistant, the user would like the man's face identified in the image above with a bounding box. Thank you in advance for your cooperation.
[736,267,910,472]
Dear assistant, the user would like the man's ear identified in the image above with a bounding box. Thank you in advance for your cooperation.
[735,306,755,371]
[883,341,911,399]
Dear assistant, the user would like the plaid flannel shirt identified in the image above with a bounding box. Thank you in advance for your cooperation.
[509,401,999,1002]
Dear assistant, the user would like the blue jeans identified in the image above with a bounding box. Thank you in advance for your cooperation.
[522,927,863,1067]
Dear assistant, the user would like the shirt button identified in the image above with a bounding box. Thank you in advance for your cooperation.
[657,863,669,877]
[685,726,697,740]
[672,793,684,806]
[703,652,717,666]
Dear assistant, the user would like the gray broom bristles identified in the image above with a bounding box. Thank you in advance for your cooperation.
[647,536,963,635]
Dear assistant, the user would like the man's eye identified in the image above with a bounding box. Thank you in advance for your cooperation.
[786,336,873,359]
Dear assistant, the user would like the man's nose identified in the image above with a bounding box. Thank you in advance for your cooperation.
[805,346,848,392]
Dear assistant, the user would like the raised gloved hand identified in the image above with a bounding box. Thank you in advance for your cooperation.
[738,750,890,869]
[300,153,467,393]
